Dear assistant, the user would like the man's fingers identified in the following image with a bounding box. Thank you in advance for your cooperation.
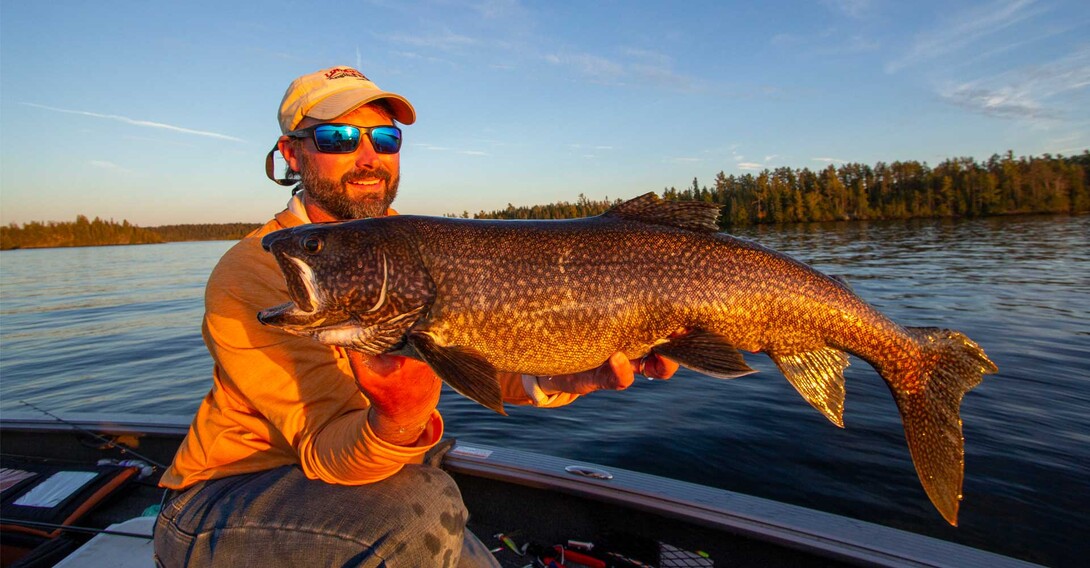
[646,353,679,379]
[607,352,635,390]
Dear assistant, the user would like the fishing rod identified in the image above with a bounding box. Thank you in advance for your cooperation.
[0,518,152,540]
[17,400,167,470]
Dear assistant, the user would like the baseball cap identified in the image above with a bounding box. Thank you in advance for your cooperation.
[278,66,416,133]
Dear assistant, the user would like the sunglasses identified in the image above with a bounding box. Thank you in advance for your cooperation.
[285,123,402,154]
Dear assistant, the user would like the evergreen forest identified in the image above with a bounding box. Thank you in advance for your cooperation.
[1,217,261,250]
[3,151,1086,250]
[468,152,1089,226]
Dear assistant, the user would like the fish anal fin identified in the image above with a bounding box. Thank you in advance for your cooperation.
[407,332,506,416]
[770,347,849,428]
[650,330,757,379]
[603,192,721,232]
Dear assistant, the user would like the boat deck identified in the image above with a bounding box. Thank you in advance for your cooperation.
[1,414,1042,567]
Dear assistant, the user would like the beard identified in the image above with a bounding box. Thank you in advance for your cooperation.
[296,152,400,220]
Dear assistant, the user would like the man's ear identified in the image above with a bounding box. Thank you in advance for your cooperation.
[277,136,300,172]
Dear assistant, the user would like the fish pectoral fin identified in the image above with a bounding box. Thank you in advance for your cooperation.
[650,330,757,379]
[769,347,849,428]
[407,332,506,416]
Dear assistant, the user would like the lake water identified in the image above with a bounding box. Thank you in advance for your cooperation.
[1,215,1086,566]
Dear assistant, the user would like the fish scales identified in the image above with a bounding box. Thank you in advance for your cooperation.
[407,216,908,378]
[257,193,997,526]
[410,217,715,375]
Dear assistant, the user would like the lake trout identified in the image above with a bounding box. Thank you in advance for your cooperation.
[257,192,997,525]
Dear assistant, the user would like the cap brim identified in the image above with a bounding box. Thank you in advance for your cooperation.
[307,89,416,125]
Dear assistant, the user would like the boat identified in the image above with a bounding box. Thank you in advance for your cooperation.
[0,412,1041,568]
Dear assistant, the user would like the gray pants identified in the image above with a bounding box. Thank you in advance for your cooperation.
[153,464,499,567]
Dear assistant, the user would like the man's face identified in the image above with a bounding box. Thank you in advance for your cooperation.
[290,104,401,220]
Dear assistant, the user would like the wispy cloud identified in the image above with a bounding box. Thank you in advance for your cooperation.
[545,52,625,81]
[382,30,480,51]
[939,47,1090,121]
[413,142,488,156]
[390,50,458,66]
[822,0,872,19]
[88,160,132,173]
[545,48,701,91]
[22,103,244,142]
[887,0,1043,73]
[771,26,879,57]
[467,0,528,20]
[812,157,849,164]
[941,85,1047,119]
[727,147,779,171]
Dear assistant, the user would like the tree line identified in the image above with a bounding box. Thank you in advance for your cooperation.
[149,223,263,242]
[1,217,261,250]
[469,151,1089,226]
[5,151,1086,250]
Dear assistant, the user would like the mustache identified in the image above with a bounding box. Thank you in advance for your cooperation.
[342,167,392,185]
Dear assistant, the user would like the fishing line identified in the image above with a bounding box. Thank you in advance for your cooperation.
[0,518,152,540]
[17,400,168,470]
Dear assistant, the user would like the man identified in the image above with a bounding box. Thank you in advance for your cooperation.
[153,66,677,567]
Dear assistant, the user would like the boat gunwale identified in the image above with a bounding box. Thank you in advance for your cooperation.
[0,413,1039,568]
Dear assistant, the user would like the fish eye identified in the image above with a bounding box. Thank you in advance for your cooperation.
[301,234,323,254]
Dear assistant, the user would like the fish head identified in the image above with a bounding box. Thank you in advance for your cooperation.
[256,220,433,353]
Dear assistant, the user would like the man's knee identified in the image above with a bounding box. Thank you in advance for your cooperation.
[385,465,467,529]
[373,465,467,566]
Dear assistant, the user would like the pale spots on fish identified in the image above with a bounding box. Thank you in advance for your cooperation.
[257,193,997,526]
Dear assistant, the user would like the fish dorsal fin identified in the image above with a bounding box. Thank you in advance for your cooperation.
[769,347,849,428]
[603,192,721,232]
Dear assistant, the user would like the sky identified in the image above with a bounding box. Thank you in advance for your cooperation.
[1,0,1088,226]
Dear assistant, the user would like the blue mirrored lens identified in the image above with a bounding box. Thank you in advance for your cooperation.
[370,126,402,153]
[313,125,361,153]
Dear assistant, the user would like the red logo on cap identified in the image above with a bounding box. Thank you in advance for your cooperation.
[325,68,368,81]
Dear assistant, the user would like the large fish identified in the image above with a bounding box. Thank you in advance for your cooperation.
[257,193,997,525]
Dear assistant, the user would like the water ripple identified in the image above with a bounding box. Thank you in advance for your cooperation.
[1,217,1087,566]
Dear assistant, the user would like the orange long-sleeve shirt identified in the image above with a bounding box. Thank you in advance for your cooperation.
[162,204,578,489]
[162,208,448,488]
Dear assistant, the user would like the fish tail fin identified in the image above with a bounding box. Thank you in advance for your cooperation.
[889,327,998,526]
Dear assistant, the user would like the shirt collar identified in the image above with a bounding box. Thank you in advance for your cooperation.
[287,189,311,224]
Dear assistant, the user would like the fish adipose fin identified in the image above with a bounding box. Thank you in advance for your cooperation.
[891,327,998,526]
[604,192,721,232]
[407,332,507,416]
[650,330,757,379]
[769,347,849,428]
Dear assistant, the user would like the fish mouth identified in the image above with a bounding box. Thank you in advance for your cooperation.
[257,255,326,328]
[283,255,319,313]
[258,307,423,354]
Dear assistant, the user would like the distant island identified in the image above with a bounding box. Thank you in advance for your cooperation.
[3,151,1086,251]
[0,218,261,250]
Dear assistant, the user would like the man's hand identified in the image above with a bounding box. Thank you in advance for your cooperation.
[538,352,679,396]
[347,351,441,446]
